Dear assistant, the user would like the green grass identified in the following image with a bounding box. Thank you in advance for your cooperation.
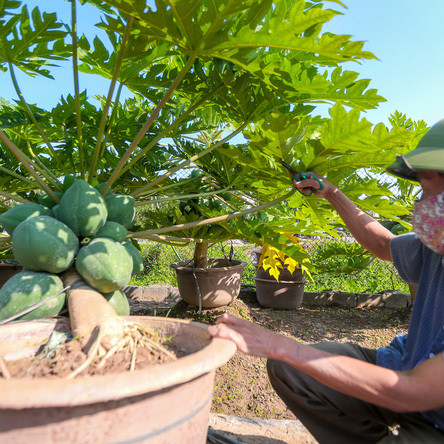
[130,240,409,294]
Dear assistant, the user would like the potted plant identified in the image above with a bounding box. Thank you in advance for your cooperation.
[254,238,312,309]
[0,0,423,440]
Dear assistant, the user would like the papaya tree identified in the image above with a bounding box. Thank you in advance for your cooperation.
[0,0,421,370]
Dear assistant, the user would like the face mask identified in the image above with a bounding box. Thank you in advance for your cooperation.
[412,192,444,254]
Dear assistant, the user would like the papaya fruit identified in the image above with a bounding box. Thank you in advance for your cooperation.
[37,191,63,209]
[12,215,79,273]
[121,239,144,276]
[0,203,52,236]
[75,237,133,293]
[93,221,127,242]
[104,194,135,228]
[0,270,66,321]
[103,289,130,316]
[57,179,108,237]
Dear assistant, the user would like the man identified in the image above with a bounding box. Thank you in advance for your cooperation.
[207,119,444,443]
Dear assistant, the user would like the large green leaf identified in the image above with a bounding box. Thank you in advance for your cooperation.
[0,3,70,77]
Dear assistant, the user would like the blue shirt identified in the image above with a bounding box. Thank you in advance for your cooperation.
[376,233,444,428]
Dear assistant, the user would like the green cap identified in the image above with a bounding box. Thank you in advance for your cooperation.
[386,119,444,181]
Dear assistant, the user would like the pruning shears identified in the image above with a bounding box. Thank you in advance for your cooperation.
[279,159,324,197]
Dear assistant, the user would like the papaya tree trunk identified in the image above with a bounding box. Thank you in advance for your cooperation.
[62,269,124,349]
[193,241,209,268]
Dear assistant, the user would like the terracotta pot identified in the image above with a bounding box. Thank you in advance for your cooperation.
[0,316,236,443]
[0,262,23,289]
[171,259,247,309]
[254,277,307,309]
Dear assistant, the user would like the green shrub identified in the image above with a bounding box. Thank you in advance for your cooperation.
[304,239,409,294]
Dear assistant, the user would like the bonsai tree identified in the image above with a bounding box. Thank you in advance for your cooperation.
[0,0,420,367]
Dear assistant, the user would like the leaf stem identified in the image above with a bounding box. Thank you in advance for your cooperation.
[135,187,230,206]
[121,83,227,176]
[6,61,65,173]
[0,130,60,202]
[133,189,296,237]
[0,190,31,204]
[71,0,85,178]
[88,15,134,181]
[131,123,248,197]
[102,54,198,195]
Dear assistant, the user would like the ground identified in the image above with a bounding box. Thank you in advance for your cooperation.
[130,287,411,422]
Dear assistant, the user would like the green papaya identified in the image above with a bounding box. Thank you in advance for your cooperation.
[75,238,132,293]
[103,290,130,316]
[37,191,63,209]
[0,270,66,321]
[121,239,144,276]
[0,203,52,236]
[93,221,127,242]
[57,179,108,237]
[62,174,80,191]
[12,215,79,273]
[105,194,136,228]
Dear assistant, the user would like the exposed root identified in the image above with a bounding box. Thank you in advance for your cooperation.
[66,326,103,380]
[66,321,178,378]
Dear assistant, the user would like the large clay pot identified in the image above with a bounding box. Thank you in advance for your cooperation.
[0,316,236,443]
[171,259,247,309]
[254,277,307,309]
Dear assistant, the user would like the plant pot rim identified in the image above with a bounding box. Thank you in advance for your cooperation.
[0,316,236,408]
[254,277,308,285]
[171,258,247,273]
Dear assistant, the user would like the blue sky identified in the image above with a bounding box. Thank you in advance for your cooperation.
[1,0,444,128]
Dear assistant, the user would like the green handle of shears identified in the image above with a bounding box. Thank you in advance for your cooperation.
[293,171,324,197]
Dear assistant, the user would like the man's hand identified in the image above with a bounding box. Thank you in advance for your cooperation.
[293,172,337,200]
[207,313,282,359]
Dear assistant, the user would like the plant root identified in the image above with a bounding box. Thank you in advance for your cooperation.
[66,326,103,380]
[66,321,178,378]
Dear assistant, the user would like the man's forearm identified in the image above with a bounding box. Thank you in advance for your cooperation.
[325,187,394,261]
[271,336,442,413]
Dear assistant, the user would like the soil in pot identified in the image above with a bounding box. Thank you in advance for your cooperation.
[171,258,247,309]
[2,319,183,379]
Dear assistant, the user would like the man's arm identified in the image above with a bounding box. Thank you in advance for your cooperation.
[208,314,444,412]
[294,175,395,261]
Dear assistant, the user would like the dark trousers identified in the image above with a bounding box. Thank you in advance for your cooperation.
[267,342,444,443]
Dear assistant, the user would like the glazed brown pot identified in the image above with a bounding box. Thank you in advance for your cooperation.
[253,249,307,309]
[0,316,236,443]
[171,259,247,309]
[254,277,307,309]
